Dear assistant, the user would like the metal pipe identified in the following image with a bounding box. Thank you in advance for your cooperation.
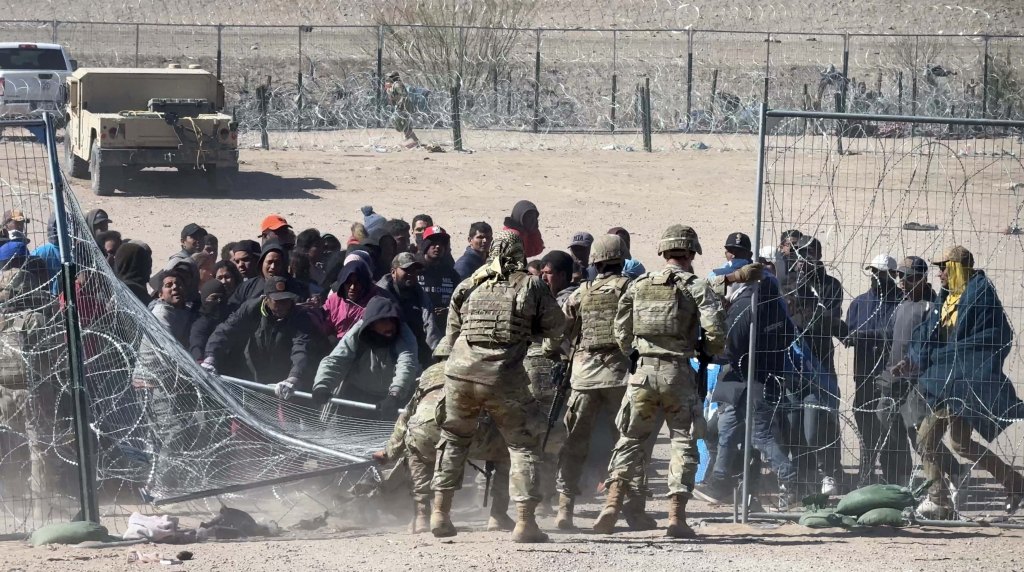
[44,114,100,523]
[153,461,372,507]
[219,375,394,413]
[764,108,1024,128]
[741,101,769,524]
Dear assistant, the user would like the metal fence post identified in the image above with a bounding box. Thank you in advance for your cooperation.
[43,113,100,524]
[258,75,271,149]
[982,36,990,119]
[51,20,58,43]
[134,24,140,68]
[764,32,771,104]
[451,79,463,151]
[297,26,304,131]
[533,29,541,133]
[376,25,384,128]
[742,101,768,524]
[840,33,850,112]
[216,25,223,80]
[611,30,618,132]
[686,29,693,130]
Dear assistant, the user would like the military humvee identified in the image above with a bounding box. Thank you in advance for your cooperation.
[64,67,238,196]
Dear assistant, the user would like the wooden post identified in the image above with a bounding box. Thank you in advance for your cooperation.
[532,29,541,133]
[451,81,463,151]
[710,68,719,118]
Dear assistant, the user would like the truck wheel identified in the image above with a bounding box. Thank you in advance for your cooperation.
[90,147,122,196]
[65,138,89,179]
[206,164,236,195]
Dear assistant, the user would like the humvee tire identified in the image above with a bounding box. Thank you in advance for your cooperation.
[206,164,236,194]
[65,137,89,179]
[90,146,122,196]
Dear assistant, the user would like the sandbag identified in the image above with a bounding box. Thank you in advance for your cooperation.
[835,484,916,517]
[857,507,907,527]
[31,521,110,546]
[798,510,857,529]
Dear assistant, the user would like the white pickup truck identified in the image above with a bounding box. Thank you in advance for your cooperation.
[0,42,76,118]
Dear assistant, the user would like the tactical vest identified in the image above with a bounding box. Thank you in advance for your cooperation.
[0,312,33,391]
[632,270,697,338]
[461,273,533,345]
[579,275,631,351]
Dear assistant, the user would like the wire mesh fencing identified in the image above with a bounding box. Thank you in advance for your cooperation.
[740,108,1024,521]
[0,118,396,536]
[3,19,1024,150]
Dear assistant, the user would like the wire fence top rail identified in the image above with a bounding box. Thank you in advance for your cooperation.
[765,109,1024,128]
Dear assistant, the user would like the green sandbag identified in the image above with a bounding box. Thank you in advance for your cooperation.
[798,510,858,529]
[857,507,907,527]
[835,484,916,517]
[30,521,110,546]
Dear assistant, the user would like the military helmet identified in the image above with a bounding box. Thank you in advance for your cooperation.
[387,71,401,81]
[590,234,630,265]
[657,224,702,255]
[432,338,452,360]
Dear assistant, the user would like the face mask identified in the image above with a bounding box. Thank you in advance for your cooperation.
[364,329,394,347]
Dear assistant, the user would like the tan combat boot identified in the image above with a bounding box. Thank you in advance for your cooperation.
[487,494,516,532]
[430,490,457,538]
[511,501,549,543]
[623,494,658,531]
[592,480,626,534]
[410,497,431,534]
[554,493,575,530]
[665,494,697,539]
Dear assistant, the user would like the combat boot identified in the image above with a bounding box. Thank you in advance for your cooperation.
[592,480,626,534]
[554,493,575,530]
[665,494,697,539]
[511,501,549,543]
[487,494,516,532]
[623,495,658,531]
[410,497,431,534]
[430,491,457,538]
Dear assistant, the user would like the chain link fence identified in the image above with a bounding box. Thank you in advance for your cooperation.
[0,20,1022,149]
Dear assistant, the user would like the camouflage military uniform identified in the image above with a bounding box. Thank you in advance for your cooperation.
[383,360,510,506]
[385,72,417,142]
[594,225,726,538]
[607,264,725,495]
[524,284,575,509]
[431,231,565,542]
[0,270,61,499]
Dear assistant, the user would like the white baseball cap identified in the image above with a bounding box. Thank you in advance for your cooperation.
[865,254,896,272]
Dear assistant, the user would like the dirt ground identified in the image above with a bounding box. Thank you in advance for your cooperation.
[3,128,1012,569]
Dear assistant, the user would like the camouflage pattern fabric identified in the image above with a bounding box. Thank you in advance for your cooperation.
[524,351,565,504]
[606,358,700,497]
[432,378,546,503]
[386,79,415,137]
[556,385,627,498]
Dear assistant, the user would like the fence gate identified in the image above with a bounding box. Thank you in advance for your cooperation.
[740,107,1024,522]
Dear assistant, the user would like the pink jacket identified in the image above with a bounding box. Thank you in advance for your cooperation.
[322,288,386,339]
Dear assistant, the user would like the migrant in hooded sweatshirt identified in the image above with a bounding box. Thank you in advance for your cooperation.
[313,296,419,401]
[229,238,310,305]
[323,259,388,340]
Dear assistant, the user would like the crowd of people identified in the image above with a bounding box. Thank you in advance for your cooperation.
[2,200,1022,542]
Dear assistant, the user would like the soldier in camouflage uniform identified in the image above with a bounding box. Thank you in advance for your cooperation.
[430,231,565,543]
[375,341,515,534]
[594,225,727,538]
[385,71,419,148]
[541,234,657,530]
[0,267,60,501]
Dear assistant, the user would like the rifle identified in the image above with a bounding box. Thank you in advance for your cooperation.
[542,358,571,451]
[695,331,711,403]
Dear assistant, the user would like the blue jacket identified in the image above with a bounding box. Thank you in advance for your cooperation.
[909,271,1021,441]
[846,286,900,377]
[454,246,485,281]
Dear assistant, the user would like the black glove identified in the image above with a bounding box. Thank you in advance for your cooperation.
[379,393,400,419]
[628,349,640,374]
[311,385,332,407]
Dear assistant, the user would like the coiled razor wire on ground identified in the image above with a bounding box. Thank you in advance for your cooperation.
[0,120,395,536]
[746,109,1024,519]
[3,20,1024,150]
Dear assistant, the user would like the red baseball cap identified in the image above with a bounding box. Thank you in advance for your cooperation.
[260,214,290,235]
[421,225,449,241]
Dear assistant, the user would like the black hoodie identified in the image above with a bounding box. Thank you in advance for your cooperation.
[229,239,310,306]
[113,242,153,304]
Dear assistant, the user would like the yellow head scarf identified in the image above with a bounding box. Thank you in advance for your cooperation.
[939,260,971,330]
